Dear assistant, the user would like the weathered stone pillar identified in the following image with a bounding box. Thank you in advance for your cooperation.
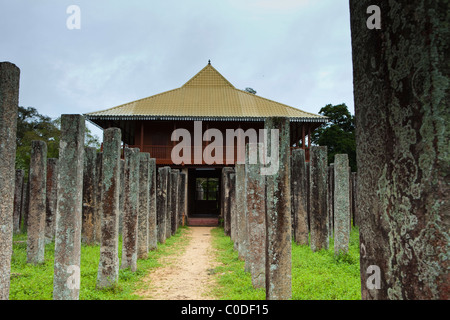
[291,148,308,245]
[118,159,125,235]
[94,152,103,243]
[121,147,140,271]
[348,166,353,230]
[82,147,97,245]
[13,169,24,234]
[334,154,350,256]
[309,146,328,252]
[350,0,449,299]
[221,167,233,236]
[229,172,237,249]
[21,179,29,233]
[148,158,157,250]
[235,163,247,261]
[351,172,357,226]
[157,167,169,243]
[165,166,172,239]
[45,158,58,243]
[328,164,335,239]
[53,115,85,300]
[0,61,19,300]
[264,117,292,300]
[178,172,186,228]
[170,169,179,236]
[137,152,150,259]
[245,143,266,288]
[27,140,47,265]
[96,128,121,289]
[306,162,311,232]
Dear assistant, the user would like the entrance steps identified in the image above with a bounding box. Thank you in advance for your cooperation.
[186,216,219,226]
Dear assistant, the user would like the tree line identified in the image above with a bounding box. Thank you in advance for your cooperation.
[15,106,100,179]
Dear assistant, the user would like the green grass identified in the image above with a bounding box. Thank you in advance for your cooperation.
[10,226,361,300]
[209,226,361,300]
[9,227,190,300]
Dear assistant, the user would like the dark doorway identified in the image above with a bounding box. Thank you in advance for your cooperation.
[188,168,221,217]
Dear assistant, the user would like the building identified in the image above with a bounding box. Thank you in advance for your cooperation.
[84,62,327,225]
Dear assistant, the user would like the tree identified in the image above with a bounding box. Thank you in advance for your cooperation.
[15,107,61,175]
[312,103,356,171]
[16,107,100,177]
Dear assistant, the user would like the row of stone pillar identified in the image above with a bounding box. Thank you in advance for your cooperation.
[1,109,186,299]
[291,148,358,256]
[221,118,293,299]
[155,166,186,245]
[222,119,359,299]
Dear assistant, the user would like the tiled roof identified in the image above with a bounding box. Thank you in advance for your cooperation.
[85,63,327,122]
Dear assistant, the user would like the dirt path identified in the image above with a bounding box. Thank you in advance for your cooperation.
[135,226,219,300]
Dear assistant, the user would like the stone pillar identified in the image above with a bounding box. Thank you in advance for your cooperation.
[0,61,19,300]
[45,158,58,243]
[96,128,121,289]
[348,166,353,230]
[309,146,328,252]
[121,147,140,271]
[170,169,179,236]
[21,179,29,233]
[221,167,233,236]
[350,0,449,300]
[137,152,150,260]
[229,172,237,248]
[157,167,169,244]
[291,148,308,245]
[306,162,311,232]
[118,159,125,235]
[264,117,292,300]
[178,172,186,228]
[165,166,172,239]
[327,164,335,239]
[82,147,97,245]
[13,169,24,234]
[27,140,47,265]
[53,115,85,300]
[235,163,247,261]
[148,158,157,250]
[245,143,266,288]
[177,172,184,228]
[351,172,357,227]
[94,152,103,243]
[334,154,350,256]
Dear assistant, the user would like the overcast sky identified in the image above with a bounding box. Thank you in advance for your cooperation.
[0,0,354,141]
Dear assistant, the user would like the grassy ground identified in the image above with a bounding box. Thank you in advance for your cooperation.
[10,225,361,300]
[9,227,190,300]
[210,226,361,300]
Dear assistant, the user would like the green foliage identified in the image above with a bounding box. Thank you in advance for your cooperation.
[9,227,190,300]
[210,226,361,300]
[312,103,357,172]
[209,228,265,300]
[15,107,60,176]
[15,107,101,178]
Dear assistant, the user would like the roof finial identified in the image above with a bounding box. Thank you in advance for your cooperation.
[208,59,211,65]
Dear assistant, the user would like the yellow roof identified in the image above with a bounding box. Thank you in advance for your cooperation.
[85,63,326,122]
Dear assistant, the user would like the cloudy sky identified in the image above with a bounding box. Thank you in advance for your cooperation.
[0,0,354,141]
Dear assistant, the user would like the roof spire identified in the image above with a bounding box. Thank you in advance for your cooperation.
[208,59,211,65]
